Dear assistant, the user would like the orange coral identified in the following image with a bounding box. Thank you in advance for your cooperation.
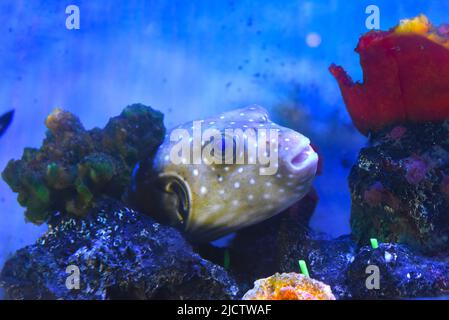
[242,272,336,300]
[330,15,449,136]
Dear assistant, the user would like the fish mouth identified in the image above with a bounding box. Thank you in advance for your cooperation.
[286,143,319,177]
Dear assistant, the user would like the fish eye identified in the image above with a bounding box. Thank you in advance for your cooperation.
[220,134,237,164]
[201,134,237,165]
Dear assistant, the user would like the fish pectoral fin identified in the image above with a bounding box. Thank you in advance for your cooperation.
[156,173,191,228]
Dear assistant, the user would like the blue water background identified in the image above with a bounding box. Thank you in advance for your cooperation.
[1,1,449,297]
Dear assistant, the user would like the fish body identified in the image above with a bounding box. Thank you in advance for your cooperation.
[133,106,318,242]
[0,110,14,137]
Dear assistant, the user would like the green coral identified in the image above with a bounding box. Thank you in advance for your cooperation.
[2,104,165,224]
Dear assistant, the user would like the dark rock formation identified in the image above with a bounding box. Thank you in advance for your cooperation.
[2,104,165,224]
[349,122,449,254]
[224,190,317,290]
[278,232,356,300]
[222,189,356,299]
[348,243,449,299]
[0,200,239,300]
[226,213,284,294]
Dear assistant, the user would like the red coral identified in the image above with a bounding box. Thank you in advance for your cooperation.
[330,16,449,135]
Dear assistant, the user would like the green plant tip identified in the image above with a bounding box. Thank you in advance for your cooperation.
[298,259,310,277]
[370,238,379,249]
[223,249,230,269]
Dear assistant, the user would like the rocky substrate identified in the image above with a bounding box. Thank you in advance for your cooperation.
[349,122,449,254]
[348,243,449,298]
[2,196,449,299]
[201,189,449,299]
[0,199,239,300]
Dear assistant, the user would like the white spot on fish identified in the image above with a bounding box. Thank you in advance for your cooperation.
[200,186,208,194]
[234,182,240,189]
[249,178,255,184]
[193,169,199,176]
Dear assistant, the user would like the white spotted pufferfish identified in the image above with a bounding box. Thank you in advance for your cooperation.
[132,106,318,242]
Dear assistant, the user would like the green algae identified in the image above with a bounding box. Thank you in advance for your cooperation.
[2,104,165,224]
